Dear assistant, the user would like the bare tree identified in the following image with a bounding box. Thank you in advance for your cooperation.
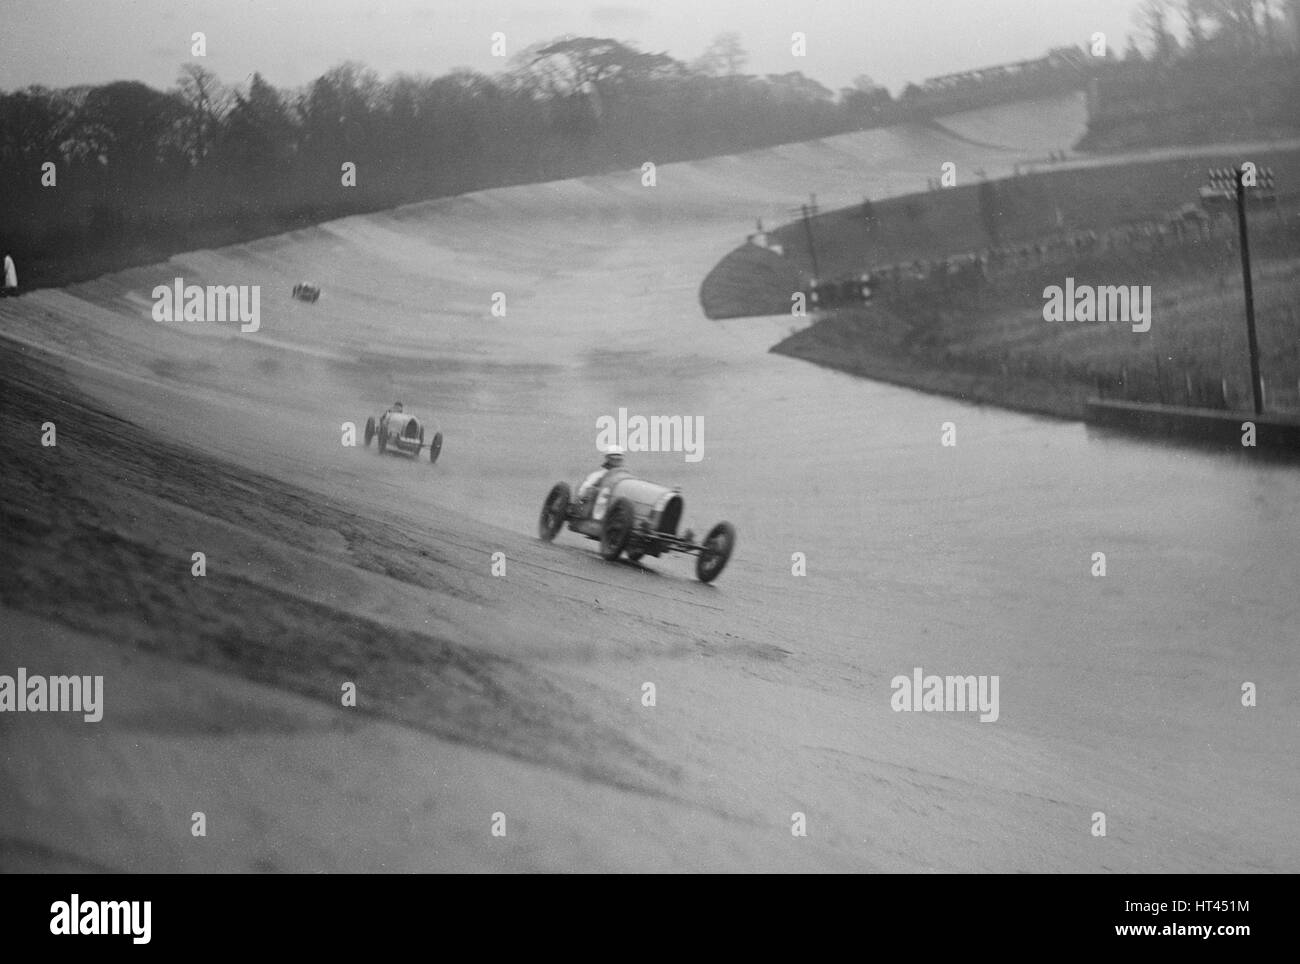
[1180,0,1211,52]
[1135,0,1181,62]
[176,64,230,165]
[1195,0,1281,54]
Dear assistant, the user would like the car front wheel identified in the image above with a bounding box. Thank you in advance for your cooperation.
[695,522,736,583]
[539,482,570,541]
[600,499,635,561]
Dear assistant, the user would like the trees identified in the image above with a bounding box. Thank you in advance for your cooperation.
[507,37,685,145]
[1131,0,1295,60]
[78,81,186,179]
[1180,0,1211,52]
[175,65,230,166]
[1203,0,1267,54]
[2,33,970,286]
[693,32,748,77]
[1178,0,1289,56]
[219,73,295,173]
[0,87,76,170]
[513,37,682,98]
[300,61,381,157]
[841,75,892,117]
[1135,0,1182,62]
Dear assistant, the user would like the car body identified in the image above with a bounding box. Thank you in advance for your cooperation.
[292,282,321,303]
[363,405,442,463]
[538,470,735,582]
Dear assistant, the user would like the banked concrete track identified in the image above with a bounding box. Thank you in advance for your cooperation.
[1,91,1297,872]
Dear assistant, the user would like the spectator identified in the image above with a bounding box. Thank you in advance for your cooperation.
[2,253,16,297]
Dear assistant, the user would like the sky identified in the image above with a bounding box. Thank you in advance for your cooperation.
[1,0,1151,95]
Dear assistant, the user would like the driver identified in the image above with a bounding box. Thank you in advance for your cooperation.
[577,447,625,514]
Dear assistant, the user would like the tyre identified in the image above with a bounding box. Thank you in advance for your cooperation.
[539,482,570,541]
[429,431,442,464]
[364,416,375,447]
[377,429,387,454]
[626,529,648,562]
[695,522,736,583]
[600,498,634,561]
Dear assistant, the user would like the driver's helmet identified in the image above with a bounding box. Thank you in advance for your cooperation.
[602,446,626,470]
[392,401,404,413]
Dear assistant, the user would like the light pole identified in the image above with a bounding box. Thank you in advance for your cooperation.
[1207,165,1275,416]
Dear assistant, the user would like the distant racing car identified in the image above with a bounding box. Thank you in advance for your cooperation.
[538,470,735,583]
[364,402,442,463]
[292,282,321,303]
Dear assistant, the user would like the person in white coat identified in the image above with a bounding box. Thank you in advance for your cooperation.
[2,253,17,296]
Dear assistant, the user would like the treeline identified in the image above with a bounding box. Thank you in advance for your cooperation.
[1126,0,1300,63]
[1080,0,1300,150]
[5,17,1292,289]
[0,35,897,288]
[1080,54,1300,150]
[1089,0,1300,146]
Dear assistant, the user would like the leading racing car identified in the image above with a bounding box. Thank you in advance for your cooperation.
[538,468,735,583]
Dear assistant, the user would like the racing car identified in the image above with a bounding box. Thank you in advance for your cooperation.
[538,471,735,583]
[363,402,442,463]
[292,282,321,303]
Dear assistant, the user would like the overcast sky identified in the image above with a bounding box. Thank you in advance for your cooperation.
[2,0,1151,95]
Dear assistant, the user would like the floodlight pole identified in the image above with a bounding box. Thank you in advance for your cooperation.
[1233,168,1263,416]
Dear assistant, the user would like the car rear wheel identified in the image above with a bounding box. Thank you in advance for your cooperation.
[364,416,375,447]
[377,429,387,454]
[429,431,443,464]
[695,522,736,583]
[539,482,570,541]
[600,499,634,561]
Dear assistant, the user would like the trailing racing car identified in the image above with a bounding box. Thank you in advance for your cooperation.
[538,469,735,583]
[363,402,442,463]
[292,282,321,303]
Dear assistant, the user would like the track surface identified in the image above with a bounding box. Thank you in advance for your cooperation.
[2,93,1297,872]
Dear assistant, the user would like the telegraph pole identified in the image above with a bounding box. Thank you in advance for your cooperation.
[800,200,821,281]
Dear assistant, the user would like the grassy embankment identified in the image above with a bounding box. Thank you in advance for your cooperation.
[764,150,1300,419]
